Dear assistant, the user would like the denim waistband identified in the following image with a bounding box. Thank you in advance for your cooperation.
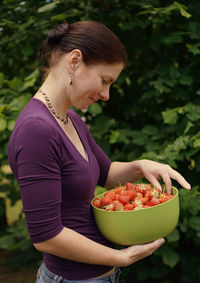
[36,262,121,283]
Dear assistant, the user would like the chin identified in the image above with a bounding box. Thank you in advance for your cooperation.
[75,104,89,111]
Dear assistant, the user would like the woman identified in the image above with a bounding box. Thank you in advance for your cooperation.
[8,21,191,283]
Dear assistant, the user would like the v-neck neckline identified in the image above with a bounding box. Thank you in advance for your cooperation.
[31,97,89,163]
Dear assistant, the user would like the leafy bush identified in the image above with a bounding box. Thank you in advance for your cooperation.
[0,0,200,281]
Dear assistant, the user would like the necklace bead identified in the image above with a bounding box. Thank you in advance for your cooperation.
[39,88,68,125]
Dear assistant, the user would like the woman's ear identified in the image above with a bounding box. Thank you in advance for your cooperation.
[67,49,82,74]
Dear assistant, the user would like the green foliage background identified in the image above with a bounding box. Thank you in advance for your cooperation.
[0,0,200,282]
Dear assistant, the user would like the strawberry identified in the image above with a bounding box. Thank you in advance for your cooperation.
[143,204,150,208]
[125,182,135,190]
[127,189,137,200]
[112,201,124,211]
[132,198,143,208]
[93,198,101,208]
[104,190,116,201]
[145,188,160,200]
[104,203,114,211]
[149,197,160,206]
[114,187,125,195]
[135,184,149,195]
[140,197,149,205]
[101,196,113,206]
[124,203,134,210]
[159,193,169,203]
[136,192,143,199]
[118,194,130,205]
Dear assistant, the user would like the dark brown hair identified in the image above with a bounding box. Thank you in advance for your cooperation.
[39,21,127,74]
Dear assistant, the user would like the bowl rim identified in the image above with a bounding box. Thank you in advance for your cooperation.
[91,185,179,212]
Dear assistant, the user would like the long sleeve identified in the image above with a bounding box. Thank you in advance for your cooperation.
[8,118,64,243]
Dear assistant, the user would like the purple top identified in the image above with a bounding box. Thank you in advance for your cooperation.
[8,98,113,280]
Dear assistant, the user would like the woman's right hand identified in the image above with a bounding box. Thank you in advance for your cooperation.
[116,238,165,267]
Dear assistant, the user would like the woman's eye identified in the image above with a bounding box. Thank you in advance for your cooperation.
[102,79,108,85]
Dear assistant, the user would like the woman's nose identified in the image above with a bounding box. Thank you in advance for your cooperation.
[99,88,110,101]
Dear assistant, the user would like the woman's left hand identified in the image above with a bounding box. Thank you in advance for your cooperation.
[136,159,191,195]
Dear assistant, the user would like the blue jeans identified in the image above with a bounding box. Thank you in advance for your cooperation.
[36,262,121,283]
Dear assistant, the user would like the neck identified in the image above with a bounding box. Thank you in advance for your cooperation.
[35,72,70,118]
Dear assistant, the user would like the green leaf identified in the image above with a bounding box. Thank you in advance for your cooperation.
[8,77,23,90]
[142,125,158,136]
[21,69,40,91]
[184,121,194,134]
[179,6,192,19]
[0,117,7,131]
[88,103,102,115]
[179,217,188,232]
[7,120,16,131]
[163,34,183,44]
[132,130,148,146]
[188,216,200,231]
[193,139,200,148]
[109,130,120,144]
[162,249,180,268]
[0,235,15,249]
[162,109,178,125]
[179,75,193,86]
[37,1,60,13]
[94,186,107,197]
[51,13,67,22]
[0,72,5,85]
[9,95,30,111]
[166,228,180,242]
[174,2,192,18]
[186,44,200,55]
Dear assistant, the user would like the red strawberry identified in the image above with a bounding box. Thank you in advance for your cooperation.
[118,194,130,205]
[136,192,143,199]
[104,190,116,201]
[93,198,101,208]
[112,201,124,211]
[127,189,137,200]
[135,184,149,195]
[101,196,113,206]
[124,203,134,210]
[143,204,150,208]
[125,182,135,190]
[114,187,125,195]
[149,197,160,206]
[132,198,143,208]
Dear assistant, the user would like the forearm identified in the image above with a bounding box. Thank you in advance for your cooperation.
[34,227,119,266]
[105,160,144,189]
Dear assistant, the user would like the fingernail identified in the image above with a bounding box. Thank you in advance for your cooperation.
[159,238,165,244]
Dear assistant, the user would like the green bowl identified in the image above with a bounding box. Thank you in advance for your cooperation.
[91,186,179,245]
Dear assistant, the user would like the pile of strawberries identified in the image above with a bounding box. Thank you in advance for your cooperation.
[93,182,174,211]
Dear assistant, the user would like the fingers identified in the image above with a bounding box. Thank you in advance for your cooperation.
[146,175,162,191]
[169,168,191,190]
[119,238,165,266]
[129,238,165,259]
[160,170,172,195]
[146,164,191,195]
[142,238,165,252]
[159,166,191,194]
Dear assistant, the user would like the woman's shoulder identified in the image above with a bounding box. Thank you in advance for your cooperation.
[12,98,59,138]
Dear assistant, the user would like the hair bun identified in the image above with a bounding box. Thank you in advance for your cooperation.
[47,22,71,47]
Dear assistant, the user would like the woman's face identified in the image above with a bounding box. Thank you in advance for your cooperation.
[68,61,124,110]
